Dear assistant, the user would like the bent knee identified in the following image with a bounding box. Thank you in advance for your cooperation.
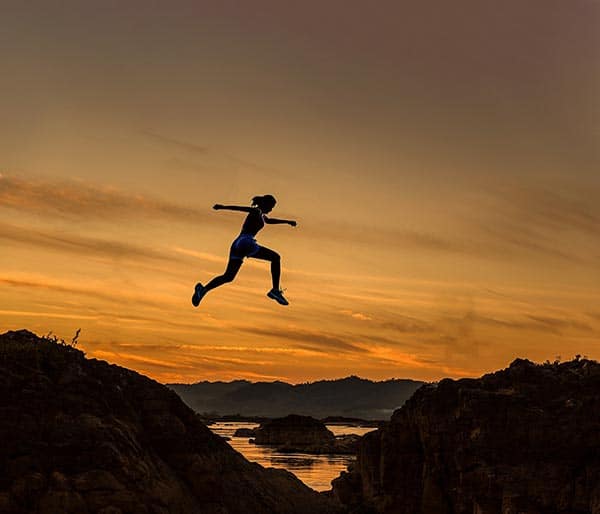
[272,252,281,262]
[222,273,236,283]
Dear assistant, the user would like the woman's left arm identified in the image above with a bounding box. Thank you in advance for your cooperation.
[264,216,297,227]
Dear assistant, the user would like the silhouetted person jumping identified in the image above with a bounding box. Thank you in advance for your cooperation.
[192,195,296,307]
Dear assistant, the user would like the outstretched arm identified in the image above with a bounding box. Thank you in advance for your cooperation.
[213,204,256,213]
[264,216,297,227]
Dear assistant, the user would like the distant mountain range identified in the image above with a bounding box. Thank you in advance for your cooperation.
[168,376,425,420]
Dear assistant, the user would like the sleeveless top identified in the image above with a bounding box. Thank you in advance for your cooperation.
[239,209,265,237]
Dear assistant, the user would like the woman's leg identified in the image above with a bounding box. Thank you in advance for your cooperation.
[203,258,243,292]
[250,247,281,290]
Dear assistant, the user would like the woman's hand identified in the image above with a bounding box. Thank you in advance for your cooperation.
[213,204,224,210]
[289,220,297,227]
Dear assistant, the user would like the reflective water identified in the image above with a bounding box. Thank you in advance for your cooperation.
[209,422,376,491]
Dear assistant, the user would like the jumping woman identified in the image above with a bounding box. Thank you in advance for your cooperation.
[192,194,296,307]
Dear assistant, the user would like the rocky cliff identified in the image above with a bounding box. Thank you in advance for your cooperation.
[332,358,600,514]
[0,330,339,514]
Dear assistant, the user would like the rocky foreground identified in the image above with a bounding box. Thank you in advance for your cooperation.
[332,358,600,514]
[0,330,339,514]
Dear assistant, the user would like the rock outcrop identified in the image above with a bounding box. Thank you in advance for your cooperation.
[332,358,600,514]
[255,415,336,447]
[233,427,257,438]
[0,330,339,514]
[253,415,360,455]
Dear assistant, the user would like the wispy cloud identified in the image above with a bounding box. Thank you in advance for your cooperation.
[379,316,434,333]
[0,275,167,310]
[241,326,370,354]
[93,350,187,370]
[443,311,596,337]
[494,184,600,235]
[181,344,323,357]
[8,175,594,270]
[90,345,278,376]
[300,181,600,265]
[525,315,593,333]
[172,246,224,263]
[89,311,217,333]
[0,221,174,263]
[0,174,209,223]
[142,130,281,177]
[480,223,588,264]
[303,221,488,257]
[473,182,600,264]
[142,131,209,155]
[340,309,372,321]
[0,309,97,320]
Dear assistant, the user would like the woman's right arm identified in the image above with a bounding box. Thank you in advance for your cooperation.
[213,204,255,213]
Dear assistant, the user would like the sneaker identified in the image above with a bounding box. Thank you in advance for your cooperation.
[192,283,206,307]
[267,288,289,306]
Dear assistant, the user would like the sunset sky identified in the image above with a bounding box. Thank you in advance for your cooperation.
[1,0,599,383]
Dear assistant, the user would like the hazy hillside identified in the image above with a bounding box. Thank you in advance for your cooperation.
[169,376,424,419]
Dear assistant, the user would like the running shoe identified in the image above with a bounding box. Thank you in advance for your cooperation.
[267,288,289,306]
[192,283,206,307]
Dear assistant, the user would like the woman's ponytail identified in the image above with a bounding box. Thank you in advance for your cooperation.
[251,195,277,210]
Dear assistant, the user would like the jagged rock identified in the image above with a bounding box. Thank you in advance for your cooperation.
[333,357,600,514]
[0,330,339,514]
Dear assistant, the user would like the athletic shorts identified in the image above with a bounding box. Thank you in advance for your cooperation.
[229,234,261,260]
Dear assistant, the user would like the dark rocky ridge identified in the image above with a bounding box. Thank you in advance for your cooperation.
[0,330,339,514]
[332,357,600,514]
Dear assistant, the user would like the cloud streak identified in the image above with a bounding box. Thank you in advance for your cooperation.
[142,131,209,155]
[0,174,210,223]
[301,181,600,266]
[0,221,175,263]
[7,175,594,269]
[142,130,281,178]
[473,182,600,264]
[303,220,490,257]
[240,326,370,354]
[496,185,600,236]
[0,276,168,310]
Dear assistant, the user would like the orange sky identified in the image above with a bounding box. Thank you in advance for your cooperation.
[1,1,599,383]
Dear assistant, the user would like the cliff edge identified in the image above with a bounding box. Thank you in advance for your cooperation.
[0,330,338,514]
[332,357,600,514]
